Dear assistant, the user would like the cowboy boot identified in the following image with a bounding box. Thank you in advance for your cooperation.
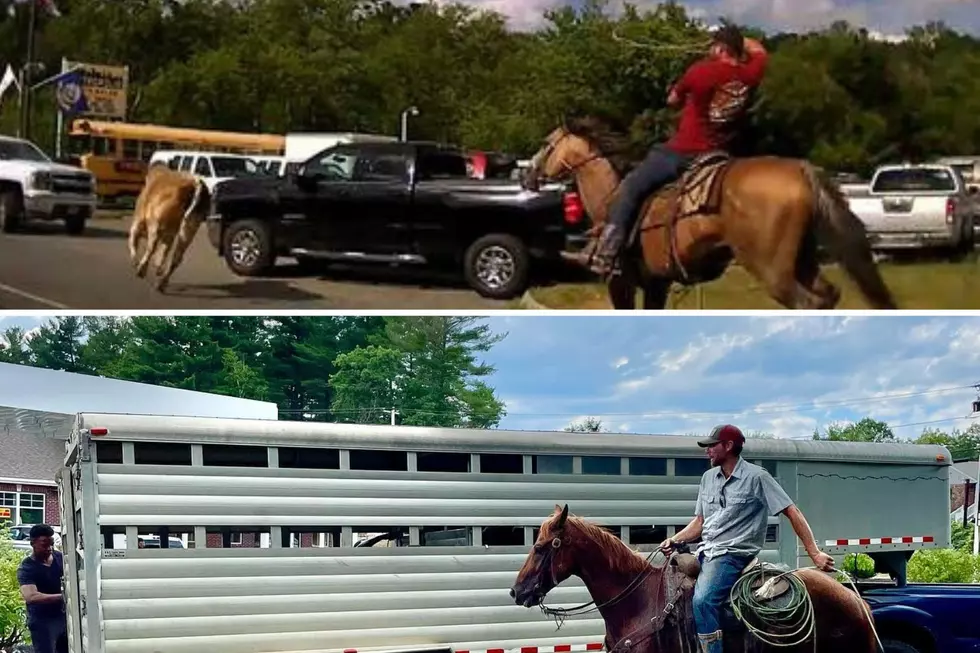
[587,222,626,278]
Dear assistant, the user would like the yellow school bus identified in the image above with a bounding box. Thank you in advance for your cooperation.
[66,119,286,202]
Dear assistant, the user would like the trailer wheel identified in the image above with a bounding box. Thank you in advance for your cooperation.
[880,638,924,653]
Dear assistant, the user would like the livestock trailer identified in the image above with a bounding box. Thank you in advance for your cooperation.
[58,413,952,653]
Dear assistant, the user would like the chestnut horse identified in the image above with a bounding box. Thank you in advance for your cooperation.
[511,505,878,653]
[522,117,898,311]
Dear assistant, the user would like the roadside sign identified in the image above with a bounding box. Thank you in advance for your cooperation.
[0,507,10,519]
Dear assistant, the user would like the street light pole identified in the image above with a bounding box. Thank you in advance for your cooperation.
[400,106,419,142]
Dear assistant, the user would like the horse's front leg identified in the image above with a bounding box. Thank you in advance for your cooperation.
[607,274,636,309]
[642,277,671,309]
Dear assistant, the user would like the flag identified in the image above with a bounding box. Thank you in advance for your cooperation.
[0,64,20,107]
[54,68,87,114]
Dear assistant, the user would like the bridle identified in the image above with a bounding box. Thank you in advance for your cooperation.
[527,129,606,186]
[535,532,690,653]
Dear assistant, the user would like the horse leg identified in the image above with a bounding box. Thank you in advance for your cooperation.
[607,274,636,309]
[156,217,203,292]
[796,231,841,309]
[136,223,161,279]
[641,277,671,309]
[128,216,145,268]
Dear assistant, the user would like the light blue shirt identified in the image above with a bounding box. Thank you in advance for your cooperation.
[695,457,793,560]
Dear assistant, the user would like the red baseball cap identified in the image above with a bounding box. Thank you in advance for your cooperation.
[698,424,745,448]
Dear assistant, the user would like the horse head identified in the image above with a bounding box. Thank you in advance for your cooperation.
[510,504,577,607]
[522,120,602,192]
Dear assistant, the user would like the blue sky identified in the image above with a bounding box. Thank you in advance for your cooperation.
[458,0,980,35]
[3,314,980,442]
[480,315,980,440]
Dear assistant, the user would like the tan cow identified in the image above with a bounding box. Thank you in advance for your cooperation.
[127,163,211,292]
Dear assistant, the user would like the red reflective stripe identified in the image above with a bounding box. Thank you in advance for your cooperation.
[521,648,537,653]
[587,644,604,651]
[879,537,892,544]
[924,536,934,542]
[488,648,505,653]
[343,649,357,653]
[858,538,871,545]
[836,539,848,545]
[554,647,572,652]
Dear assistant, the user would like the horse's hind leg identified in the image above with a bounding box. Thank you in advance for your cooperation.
[156,217,203,293]
[136,223,161,279]
[796,231,841,309]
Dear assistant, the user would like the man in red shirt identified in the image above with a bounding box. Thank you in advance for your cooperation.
[573,25,769,278]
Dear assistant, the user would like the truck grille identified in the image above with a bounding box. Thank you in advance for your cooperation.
[52,174,93,195]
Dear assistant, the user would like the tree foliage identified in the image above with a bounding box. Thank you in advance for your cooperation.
[564,417,606,433]
[0,1,978,175]
[0,523,27,652]
[0,316,507,427]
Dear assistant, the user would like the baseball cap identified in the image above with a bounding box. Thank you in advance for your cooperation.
[697,424,746,448]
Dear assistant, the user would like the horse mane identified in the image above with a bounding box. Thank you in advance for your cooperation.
[563,114,641,177]
[565,515,658,577]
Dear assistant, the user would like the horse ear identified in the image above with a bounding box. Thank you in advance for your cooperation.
[556,503,569,530]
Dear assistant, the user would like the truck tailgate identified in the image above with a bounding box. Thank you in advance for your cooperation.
[850,195,952,234]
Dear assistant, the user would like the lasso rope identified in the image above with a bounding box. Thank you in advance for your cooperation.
[729,565,885,653]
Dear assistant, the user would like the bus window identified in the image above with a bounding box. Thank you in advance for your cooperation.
[93,137,111,156]
[122,139,139,159]
[194,156,213,177]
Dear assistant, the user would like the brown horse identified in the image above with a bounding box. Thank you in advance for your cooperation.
[511,505,878,653]
[522,118,898,310]
[128,163,211,293]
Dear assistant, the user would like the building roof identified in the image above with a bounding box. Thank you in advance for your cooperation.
[0,361,278,442]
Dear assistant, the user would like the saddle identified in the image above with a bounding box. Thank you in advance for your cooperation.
[625,150,735,282]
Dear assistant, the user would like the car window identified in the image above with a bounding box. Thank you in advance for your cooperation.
[354,152,409,182]
[308,149,358,181]
[194,157,212,177]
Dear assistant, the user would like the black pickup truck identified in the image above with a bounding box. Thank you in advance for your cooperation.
[205,140,587,299]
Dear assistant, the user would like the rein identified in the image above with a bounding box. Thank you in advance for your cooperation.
[537,540,680,631]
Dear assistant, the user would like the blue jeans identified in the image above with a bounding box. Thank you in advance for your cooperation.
[607,145,692,231]
[29,618,67,653]
[692,553,753,653]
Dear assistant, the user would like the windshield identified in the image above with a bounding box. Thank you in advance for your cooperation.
[211,156,261,177]
[0,139,51,163]
[873,168,956,193]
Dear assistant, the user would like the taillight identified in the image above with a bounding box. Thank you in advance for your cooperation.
[947,198,957,225]
[563,191,584,225]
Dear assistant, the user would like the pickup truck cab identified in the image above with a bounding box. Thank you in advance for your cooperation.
[206,140,587,299]
[846,163,975,254]
[861,580,980,653]
[0,135,97,234]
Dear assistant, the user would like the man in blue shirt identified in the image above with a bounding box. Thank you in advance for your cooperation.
[660,425,835,653]
[16,524,67,653]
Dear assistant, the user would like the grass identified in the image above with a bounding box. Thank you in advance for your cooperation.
[529,256,980,310]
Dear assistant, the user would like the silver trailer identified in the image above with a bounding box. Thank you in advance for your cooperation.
[58,413,952,653]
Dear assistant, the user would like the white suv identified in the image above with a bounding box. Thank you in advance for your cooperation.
[0,135,97,235]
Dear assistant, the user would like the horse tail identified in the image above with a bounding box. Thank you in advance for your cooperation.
[801,162,898,310]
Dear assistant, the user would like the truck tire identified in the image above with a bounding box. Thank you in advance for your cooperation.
[0,189,23,233]
[463,233,530,300]
[65,209,89,236]
[222,219,275,276]
[880,638,925,653]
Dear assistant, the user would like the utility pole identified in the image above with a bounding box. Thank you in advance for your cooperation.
[965,479,974,530]
[389,408,399,426]
[18,0,38,140]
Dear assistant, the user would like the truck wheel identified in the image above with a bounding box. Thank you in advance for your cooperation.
[222,219,275,276]
[463,233,530,300]
[65,210,88,236]
[880,638,924,653]
[0,190,23,233]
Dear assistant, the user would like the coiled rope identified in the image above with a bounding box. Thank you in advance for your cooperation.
[729,565,884,652]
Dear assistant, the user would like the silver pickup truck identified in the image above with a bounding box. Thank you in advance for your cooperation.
[846,163,976,253]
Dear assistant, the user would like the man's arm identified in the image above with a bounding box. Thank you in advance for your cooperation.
[672,514,705,544]
[19,583,63,604]
[760,472,835,571]
[667,61,706,108]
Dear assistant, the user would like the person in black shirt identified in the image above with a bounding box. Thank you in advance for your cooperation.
[16,524,67,653]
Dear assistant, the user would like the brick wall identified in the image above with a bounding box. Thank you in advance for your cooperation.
[0,482,59,527]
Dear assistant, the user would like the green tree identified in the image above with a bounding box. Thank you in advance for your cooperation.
[0,327,31,365]
[813,417,895,442]
[330,345,403,425]
[565,417,606,432]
